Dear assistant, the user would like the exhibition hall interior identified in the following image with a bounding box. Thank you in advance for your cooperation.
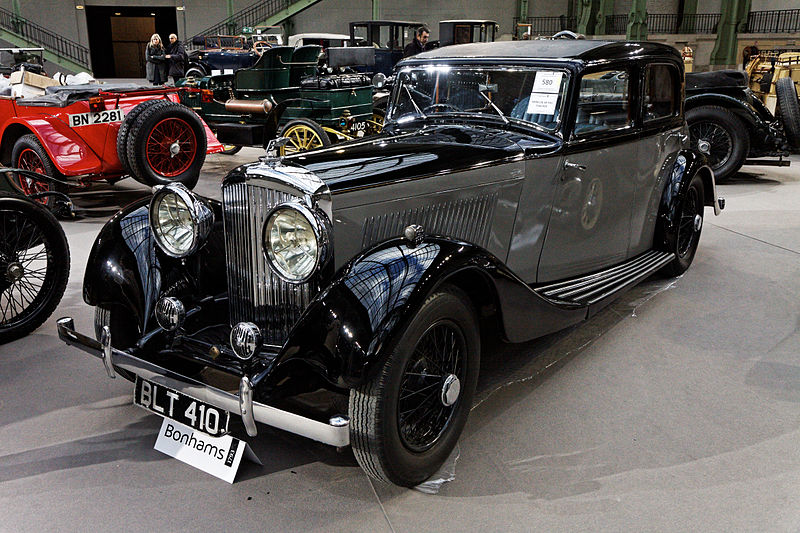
[1,0,799,530]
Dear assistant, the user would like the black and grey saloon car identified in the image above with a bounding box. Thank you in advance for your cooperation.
[59,39,723,487]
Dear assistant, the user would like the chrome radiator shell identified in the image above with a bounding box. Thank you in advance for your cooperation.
[221,163,332,346]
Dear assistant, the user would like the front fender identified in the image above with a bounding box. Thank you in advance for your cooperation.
[265,236,585,391]
[5,116,104,175]
[83,197,225,331]
[654,149,718,253]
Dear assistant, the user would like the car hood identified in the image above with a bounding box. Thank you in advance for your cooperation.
[283,124,558,192]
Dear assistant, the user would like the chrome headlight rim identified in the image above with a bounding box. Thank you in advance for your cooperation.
[262,201,329,284]
[149,183,214,258]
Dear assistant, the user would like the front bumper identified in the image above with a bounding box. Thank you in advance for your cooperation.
[57,317,350,447]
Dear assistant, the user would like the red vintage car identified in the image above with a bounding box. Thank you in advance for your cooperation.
[1,84,222,203]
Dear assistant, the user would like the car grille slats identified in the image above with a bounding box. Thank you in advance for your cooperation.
[222,181,315,346]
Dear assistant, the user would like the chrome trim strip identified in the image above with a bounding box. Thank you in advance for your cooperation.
[57,317,350,448]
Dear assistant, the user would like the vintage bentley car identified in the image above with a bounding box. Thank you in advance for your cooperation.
[59,40,723,487]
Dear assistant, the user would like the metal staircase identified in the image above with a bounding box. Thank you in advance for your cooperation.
[189,0,322,46]
[0,7,89,73]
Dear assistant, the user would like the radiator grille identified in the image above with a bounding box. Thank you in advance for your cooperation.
[361,194,497,249]
[222,181,315,345]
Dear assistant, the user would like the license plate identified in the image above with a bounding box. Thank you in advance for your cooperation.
[68,108,124,127]
[134,377,230,437]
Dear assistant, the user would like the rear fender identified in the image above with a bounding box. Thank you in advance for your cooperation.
[2,117,104,175]
[263,236,586,392]
[654,149,718,253]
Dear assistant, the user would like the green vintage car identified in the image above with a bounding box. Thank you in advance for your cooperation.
[178,45,381,154]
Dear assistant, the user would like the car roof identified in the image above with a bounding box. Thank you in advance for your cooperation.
[350,20,423,26]
[412,39,681,63]
[439,20,497,24]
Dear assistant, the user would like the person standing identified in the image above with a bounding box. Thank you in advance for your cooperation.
[165,33,186,85]
[145,34,167,85]
[403,26,431,58]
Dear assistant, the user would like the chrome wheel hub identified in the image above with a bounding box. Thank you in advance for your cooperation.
[169,142,181,157]
[697,139,711,154]
[6,261,23,282]
[441,374,461,407]
[694,214,703,231]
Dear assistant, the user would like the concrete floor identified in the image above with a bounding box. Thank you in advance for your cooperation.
[1,150,799,532]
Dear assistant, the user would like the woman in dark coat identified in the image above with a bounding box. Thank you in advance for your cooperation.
[165,33,186,85]
[145,34,167,85]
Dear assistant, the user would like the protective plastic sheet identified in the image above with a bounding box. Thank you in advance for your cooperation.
[413,445,460,494]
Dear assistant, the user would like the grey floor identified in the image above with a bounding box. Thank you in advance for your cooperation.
[1,150,799,532]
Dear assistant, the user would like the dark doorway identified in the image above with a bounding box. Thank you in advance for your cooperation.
[86,6,177,78]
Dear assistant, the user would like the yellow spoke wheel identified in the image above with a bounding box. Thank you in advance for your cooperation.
[367,110,385,135]
[279,119,331,155]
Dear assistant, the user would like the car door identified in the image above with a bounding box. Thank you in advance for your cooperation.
[628,62,685,255]
[537,65,638,282]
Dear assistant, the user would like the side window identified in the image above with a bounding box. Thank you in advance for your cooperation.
[574,69,631,137]
[644,64,679,121]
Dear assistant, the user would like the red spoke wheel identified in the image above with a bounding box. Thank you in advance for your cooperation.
[125,101,207,189]
[9,134,67,208]
[145,117,198,177]
[116,99,164,177]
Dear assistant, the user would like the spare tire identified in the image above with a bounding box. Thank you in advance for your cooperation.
[116,99,165,177]
[125,100,207,189]
[776,76,800,150]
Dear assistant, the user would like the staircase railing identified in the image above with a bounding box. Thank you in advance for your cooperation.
[0,7,89,70]
[189,0,290,45]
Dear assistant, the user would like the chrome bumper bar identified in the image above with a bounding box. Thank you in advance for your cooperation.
[57,317,350,447]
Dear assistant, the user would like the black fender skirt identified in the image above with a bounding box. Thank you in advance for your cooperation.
[265,236,587,391]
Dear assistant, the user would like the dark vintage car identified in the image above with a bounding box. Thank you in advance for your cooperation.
[59,39,723,487]
[685,69,799,181]
[184,35,260,79]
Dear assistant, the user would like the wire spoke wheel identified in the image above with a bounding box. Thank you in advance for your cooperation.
[0,209,51,329]
[366,110,385,135]
[15,148,51,203]
[145,117,198,177]
[397,321,466,452]
[689,121,732,170]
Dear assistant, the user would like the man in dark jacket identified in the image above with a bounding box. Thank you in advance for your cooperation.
[165,33,186,84]
[403,26,430,58]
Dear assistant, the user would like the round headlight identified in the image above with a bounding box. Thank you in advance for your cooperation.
[263,203,327,283]
[149,183,213,258]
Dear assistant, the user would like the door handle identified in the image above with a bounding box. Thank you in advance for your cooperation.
[564,160,586,171]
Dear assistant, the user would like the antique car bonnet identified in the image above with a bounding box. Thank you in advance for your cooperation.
[279,124,556,192]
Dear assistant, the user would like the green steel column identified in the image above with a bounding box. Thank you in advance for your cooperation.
[594,0,614,35]
[517,0,529,38]
[577,0,599,36]
[372,0,380,20]
[11,0,22,34]
[226,0,236,34]
[626,0,647,40]
[678,0,697,33]
[710,0,751,66]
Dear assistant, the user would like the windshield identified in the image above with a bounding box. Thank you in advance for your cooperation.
[387,65,570,132]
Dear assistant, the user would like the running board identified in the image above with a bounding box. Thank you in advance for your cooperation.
[535,250,675,309]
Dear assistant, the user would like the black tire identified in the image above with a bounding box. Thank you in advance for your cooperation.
[94,305,140,382]
[0,194,69,344]
[349,286,480,486]
[660,173,705,277]
[10,134,68,208]
[116,99,165,177]
[185,67,206,79]
[686,105,748,183]
[775,77,800,150]
[125,100,206,189]
[279,118,331,155]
